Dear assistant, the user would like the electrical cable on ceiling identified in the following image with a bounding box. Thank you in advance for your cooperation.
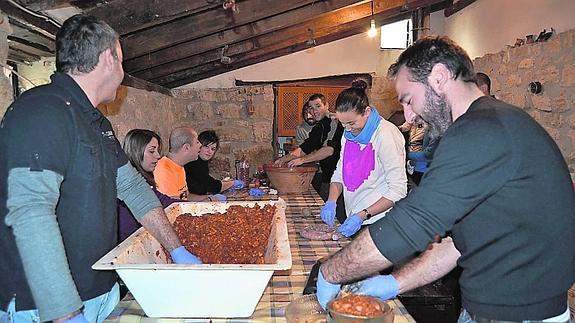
[0,62,38,88]
[7,0,61,29]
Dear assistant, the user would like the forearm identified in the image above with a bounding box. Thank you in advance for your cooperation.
[139,207,182,251]
[321,229,393,284]
[300,146,334,164]
[361,197,394,220]
[393,237,460,293]
[327,182,343,201]
[5,169,82,321]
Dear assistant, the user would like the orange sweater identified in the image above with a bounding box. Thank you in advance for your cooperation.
[153,156,188,199]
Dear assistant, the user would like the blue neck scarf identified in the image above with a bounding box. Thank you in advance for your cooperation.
[344,107,381,144]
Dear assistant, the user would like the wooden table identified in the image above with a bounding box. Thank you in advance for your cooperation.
[104,190,415,322]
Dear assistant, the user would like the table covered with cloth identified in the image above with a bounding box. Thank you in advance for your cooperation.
[104,189,415,322]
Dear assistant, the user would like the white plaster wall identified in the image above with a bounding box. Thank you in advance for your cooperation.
[441,0,575,59]
[182,31,404,89]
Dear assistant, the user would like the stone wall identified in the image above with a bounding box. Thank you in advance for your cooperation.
[101,84,275,179]
[0,11,13,117]
[474,28,575,178]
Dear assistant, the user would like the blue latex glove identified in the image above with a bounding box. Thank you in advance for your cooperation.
[249,188,264,197]
[170,246,203,264]
[64,313,89,323]
[320,201,337,226]
[347,275,400,301]
[232,179,245,189]
[212,194,227,202]
[337,213,363,237]
[316,269,341,310]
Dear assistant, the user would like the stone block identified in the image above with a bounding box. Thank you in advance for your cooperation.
[252,121,272,142]
[518,58,535,69]
[216,103,242,118]
[537,66,560,84]
[532,95,551,112]
[263,85,275,101]
[186,101,214,120]
[561,64,575,87]
[215,126,251,141]
[252,100,274,120]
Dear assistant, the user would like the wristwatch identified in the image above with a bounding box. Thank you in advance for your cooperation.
[362,208,372,219]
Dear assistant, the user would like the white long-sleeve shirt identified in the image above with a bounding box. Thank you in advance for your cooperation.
[331,118,407,224]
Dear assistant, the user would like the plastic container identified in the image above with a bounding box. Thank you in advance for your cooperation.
[92,199,291,318]
[327,296,394,323]
[237,157,250,184]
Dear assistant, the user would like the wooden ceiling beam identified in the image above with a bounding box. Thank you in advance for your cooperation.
[154,9,413,86]
[157,0,445,87]
[121,0,324,60]
[8,37,53,57]
[13,0,72,11]
[123,0,360,73]
[142,0,410,83]
[10,19,55,52]
[8,47,41,64]
[87,0,220,35]
[0,2,59,38]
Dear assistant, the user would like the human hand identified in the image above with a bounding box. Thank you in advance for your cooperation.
[345,275,399,300]
[211,194,227,202]
[287,158,303,168]
[170,246,202,264]
[273,157,286,166]
[337,213,363,237]
[232,179,245,189]
[320,201,337,226]
[316,268,341,310]
[249,188,264,197]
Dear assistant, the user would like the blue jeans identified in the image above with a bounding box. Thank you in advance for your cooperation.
[0,283,119,323]
[458,308,572,323]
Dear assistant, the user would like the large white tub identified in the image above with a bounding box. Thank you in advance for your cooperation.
[93,199,291,318]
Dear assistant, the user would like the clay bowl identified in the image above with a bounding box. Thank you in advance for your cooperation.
[263,163,318,194]
[327,295,394,323]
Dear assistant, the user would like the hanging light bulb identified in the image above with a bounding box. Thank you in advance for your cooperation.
[368,18,377,38]
[367,0,377,38]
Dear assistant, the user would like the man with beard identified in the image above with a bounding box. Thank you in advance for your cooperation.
[316,36,575,323]
[295,100,317,146]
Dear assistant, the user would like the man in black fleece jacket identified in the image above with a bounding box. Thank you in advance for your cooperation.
[316,36,575,322]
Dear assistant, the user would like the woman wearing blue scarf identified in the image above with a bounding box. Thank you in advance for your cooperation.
[319,79,407,237]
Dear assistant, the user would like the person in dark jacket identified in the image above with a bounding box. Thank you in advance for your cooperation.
[118,129,180,242]
[0,14,201,323]
[316,36,575,323]
[184,130,244,197]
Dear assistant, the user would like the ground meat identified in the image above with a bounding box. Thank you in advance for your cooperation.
[172,204,276,264]
[330,294,386,317]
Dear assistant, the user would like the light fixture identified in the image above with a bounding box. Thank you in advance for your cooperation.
[367,1,377,38]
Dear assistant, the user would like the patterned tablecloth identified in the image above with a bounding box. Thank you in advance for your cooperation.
[104,190,415,323]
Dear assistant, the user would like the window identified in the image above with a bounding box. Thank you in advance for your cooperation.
[380,18,412,50]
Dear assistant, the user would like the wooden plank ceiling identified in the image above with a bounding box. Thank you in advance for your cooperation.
[2,0,457,89]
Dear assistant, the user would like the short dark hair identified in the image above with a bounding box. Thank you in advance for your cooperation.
[388,36,476,85]
[56,14,119,74]
[475,72,491,93]
[123,129,162,187]
[198,130,220,149]
[308,93,326,105]
[335,79,370,114]
[300,100,311,119]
